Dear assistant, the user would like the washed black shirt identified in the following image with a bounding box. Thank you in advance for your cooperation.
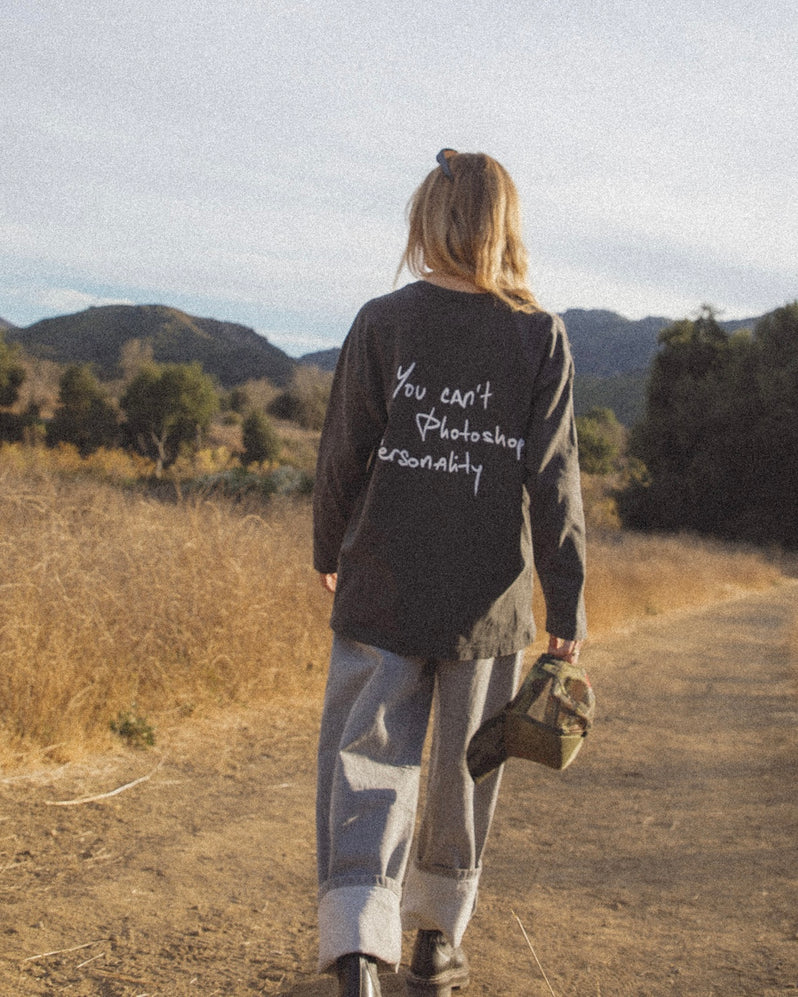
[313,281,587,659]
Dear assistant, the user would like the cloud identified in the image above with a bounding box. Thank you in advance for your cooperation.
[34,289,136,318]
[1,1,795,350]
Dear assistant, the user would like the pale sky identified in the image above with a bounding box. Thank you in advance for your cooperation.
[2,0,796,356]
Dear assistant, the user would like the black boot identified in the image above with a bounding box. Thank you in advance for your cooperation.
[337,953,381,997]
[406,929,470,995]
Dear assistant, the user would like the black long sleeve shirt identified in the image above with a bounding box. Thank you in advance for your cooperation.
[313,281,587,659]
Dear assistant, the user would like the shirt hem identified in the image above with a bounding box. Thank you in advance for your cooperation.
[328,621,536,662]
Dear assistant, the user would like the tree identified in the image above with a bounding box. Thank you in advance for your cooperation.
[740,304,798,544]
[268,366,332,430]
[0,334,28,442]
[46,364,120,456]
[622,308,735,533]
[0,334,25,408]
[576,408,625,475]
[226,386,250,415]
[119,338,155,382]
[121,362,218,476]
[620,303,798,546]
[241,409,280,467]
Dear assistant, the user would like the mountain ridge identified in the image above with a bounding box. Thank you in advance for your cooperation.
[4,304,768,424]
[6,304,295,388]
[299,308,764,375]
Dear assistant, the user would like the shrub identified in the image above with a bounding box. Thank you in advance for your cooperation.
[110,707,155,748]
[0,334,26,408]
[576,407,625,475]
[46,364,120,456]
[268,366,332,430]
[241,409,281,466]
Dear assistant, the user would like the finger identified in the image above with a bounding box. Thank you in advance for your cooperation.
[547,636,581,662]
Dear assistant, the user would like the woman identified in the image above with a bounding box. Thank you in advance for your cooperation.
[313,149,587,997]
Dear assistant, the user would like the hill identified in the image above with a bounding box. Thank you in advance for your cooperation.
[0,317,17,334]
[561,308,671,375]
[573,371,648,425]
[299,347,340,372]
[300,308,764,425]
[298,308,677,376]
[301,309,762,374]
[8,305,296,388]
[7,304,765,415]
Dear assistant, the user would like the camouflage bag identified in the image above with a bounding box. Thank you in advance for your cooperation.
[467,653,595,781]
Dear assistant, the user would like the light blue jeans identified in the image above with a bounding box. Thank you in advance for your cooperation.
[316,635,523,972]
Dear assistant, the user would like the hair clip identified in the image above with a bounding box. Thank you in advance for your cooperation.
[436,148,457,180]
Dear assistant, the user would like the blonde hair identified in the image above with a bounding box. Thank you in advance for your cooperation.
[397,152,540,313]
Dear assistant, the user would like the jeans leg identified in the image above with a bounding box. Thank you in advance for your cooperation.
[316,636,435,971]
[401,651,523,948]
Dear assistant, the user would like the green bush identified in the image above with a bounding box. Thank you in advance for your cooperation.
[0,334,26,409]
[110,707,155,748]
[241,408,280,466]
[576,408,625,475]
[268,366,332,430]
[46,365,120,456]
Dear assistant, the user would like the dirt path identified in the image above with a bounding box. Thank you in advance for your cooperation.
[1,584,796,996]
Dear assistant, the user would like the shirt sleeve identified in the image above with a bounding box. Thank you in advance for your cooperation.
[312,309,387,574]
[523,314,588,641]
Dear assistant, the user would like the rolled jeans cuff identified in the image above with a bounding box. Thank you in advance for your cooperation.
[400,861,481,950]
[318,882,402,973]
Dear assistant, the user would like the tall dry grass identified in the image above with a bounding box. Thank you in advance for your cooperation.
[0,447,785,768]
[581,531,783,635]
[0,452,330,768]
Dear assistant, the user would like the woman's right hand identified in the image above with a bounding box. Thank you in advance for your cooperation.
[547,634,583,664]
[319,572,337,594]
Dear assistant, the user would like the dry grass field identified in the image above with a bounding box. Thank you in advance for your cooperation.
[1,443,796,996]
[0,446,327,768]
[0,444,786,770]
